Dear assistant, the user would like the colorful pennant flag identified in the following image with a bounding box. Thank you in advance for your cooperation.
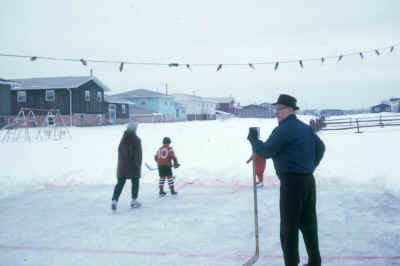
[30,56,37,61]
[80,58,87,66]
[299,60,304,68]
[248,63,255,70]
[216,64,222,72]
[119,62,124,72]
[274,62,279,71]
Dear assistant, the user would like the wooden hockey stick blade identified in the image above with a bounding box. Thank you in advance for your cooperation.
[243,254,259,266]
[144,163,157,171]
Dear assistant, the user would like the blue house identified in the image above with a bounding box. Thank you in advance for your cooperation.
[108,89,186,121]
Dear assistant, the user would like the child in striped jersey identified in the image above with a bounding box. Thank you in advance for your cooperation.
[155,137,180,196]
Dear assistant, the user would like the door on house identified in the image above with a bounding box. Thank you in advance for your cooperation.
[109,104,116,124]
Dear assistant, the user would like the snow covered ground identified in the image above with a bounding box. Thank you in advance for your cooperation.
[1,116,399,266]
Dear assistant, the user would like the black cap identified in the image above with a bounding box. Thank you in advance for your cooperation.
[163,137,171,145]
[273,94,299,110]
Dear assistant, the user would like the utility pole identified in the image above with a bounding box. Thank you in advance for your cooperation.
[68,88,72,127]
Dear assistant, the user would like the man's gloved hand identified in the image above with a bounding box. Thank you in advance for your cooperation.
[173,163,181,169]
[247,127,259,142]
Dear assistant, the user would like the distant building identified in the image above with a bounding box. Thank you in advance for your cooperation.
[1,76,111,127]
[207,97,240,115]
[371,103,391,113]
[103,97,132,125]
[320,109,345,117]
[389,98,400,112]
[0,78,16,128]
[299,109,320,116]
[239,104,274,118]
[172,93,215,121]
[259,102,275,118]
[108,89,185,122]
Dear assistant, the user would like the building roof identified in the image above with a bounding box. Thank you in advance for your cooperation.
[10,76,111,91]
[206,96,235,103]
[241,104,269,110]
[110,89,167,98]
[172,93,217,103]
[0,78,17,85]
[104,96,133,105]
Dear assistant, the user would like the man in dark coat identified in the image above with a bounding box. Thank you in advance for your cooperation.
[247,94,325,266]
[111,122,142,211]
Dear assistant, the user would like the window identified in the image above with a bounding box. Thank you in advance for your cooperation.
[122,104,126,114]
[45,90,55,102]
[17,91,26,103]
[96,91,102,102]
[85,90,90,102]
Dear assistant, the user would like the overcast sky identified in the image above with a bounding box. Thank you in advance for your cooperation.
[1,0,399,109]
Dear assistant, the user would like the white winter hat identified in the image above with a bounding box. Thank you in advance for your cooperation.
[126,122,138,132]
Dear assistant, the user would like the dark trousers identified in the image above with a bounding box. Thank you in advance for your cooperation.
[279,173,321,266]
[112,177,139,201]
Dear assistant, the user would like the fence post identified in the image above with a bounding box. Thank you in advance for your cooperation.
[379,114,384,128]
[355,118,362,134]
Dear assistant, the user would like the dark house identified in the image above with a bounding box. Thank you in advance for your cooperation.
[103,96,131,125]
[6,76,111,126]
[239,104,274,118]
[0,78,17,128]
[371,104,391,113]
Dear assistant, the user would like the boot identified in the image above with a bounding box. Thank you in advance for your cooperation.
[159,186,167,197]
[130,199,142,208]
[170,185,178,195]
[111,200,117,211]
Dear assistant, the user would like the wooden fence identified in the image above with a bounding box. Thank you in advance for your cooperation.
[319,114,400,133]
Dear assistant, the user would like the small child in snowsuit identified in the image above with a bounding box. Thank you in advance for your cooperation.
[155,137,180,196]
[246,154,266,187]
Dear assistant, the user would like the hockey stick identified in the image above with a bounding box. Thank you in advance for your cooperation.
[243,127,260,266]
[145,163,158,171]
[145,162,181,171]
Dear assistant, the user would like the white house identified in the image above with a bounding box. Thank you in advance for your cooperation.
[172,93,216,120]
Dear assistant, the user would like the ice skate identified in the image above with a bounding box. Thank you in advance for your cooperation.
[130,199,142,208]
[159,187,167,197]
[170,185,178,196]
[111,200,118,211]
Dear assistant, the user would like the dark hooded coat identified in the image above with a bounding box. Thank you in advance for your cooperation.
[117,130,142,178]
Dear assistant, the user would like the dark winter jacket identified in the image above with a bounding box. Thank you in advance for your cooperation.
[250,114,325,175]
[117,131,142,178]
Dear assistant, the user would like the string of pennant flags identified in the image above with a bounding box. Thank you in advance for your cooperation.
[0,43,398,72]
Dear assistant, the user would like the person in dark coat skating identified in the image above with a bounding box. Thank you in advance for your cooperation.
[111,122,142,211]
[247,94,325,266]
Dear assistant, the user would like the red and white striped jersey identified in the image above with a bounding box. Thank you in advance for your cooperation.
[155,144,177,166]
